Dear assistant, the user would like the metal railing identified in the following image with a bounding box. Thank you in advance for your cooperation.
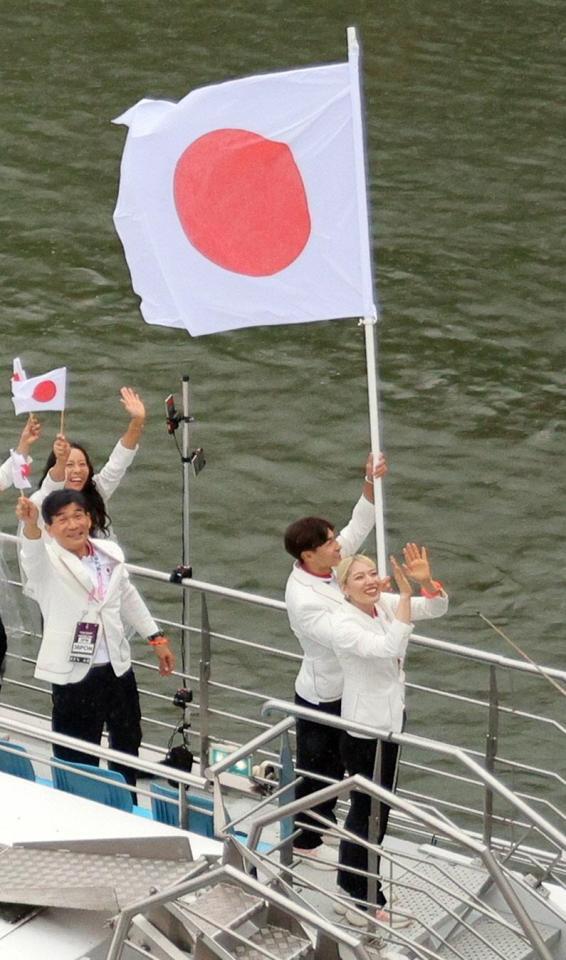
[244,774,558,960]
[0,713,210,832]
[0,530,564,860]
[1,711,563,960]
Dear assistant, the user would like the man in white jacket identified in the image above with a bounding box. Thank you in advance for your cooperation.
[283,454,387,863]
[16,489,175,788]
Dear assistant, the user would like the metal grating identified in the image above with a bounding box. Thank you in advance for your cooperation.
[178,881,264,938]
[0,845,194,911]
[392,858,490,937]
[232,924,312,959]
[436,915,560,960]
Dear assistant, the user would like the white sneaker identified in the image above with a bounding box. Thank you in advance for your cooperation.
[344,907,372,928]
[323,830,341,847]
[333,898,348,916]
[294,845,338,871]
[374,907,413,929]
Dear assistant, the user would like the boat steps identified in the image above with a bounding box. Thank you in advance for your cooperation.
[434,913,561,960]
[164,881,315,957]
[391,856,492,939]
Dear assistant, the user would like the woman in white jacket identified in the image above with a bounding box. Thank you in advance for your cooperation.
[31,387,145,537]
[332,545,448,927]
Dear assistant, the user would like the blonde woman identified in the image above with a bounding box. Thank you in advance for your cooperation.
[332,546,448,927]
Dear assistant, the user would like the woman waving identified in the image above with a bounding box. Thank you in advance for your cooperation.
[333,545,448,927]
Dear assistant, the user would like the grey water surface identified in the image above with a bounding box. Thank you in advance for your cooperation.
[0,1,563,816]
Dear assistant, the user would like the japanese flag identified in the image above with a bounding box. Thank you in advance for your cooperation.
[12,358,27,383]
[10,450,31,490]
[11,367,67,415]
[112,28,376,337]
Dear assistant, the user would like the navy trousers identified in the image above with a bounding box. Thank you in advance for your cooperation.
[337,732,400,907]
[293,692,345,849]
[51,664,142,788]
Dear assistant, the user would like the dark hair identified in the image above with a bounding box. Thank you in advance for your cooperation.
[39,441,111,537]
[284,516,335,560]
[42,490,90,526]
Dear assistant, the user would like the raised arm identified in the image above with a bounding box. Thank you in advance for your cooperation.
[362,452,388,503]
[44,434,71,485]
[337,453,388,558]
[400,543,448,620]
[15,415,42,457]
[15,496,42,540]
[0,417,42,492]
[119,387,146,450]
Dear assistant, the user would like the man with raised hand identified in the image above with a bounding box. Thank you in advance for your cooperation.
[16,489,175,788]
[283,453,387,866]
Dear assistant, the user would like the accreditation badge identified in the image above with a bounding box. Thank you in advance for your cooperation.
[69,621,99,664]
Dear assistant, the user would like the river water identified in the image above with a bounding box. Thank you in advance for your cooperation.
[0,1,563,819]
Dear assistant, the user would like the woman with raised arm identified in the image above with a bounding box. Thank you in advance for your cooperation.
[31,387,145,536]
[332,545,448,928]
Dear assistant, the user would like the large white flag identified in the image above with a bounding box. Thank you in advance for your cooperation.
[11,367,67,415]
[112,29,376,337]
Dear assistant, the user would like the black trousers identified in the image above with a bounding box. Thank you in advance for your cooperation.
[337,733,400,907]
[51,665,142,789]
[0,615,6,692]
[293,692,345,849]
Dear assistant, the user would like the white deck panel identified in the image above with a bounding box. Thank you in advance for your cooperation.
[0,770,222,858]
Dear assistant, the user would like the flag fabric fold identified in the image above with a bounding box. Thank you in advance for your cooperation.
[112,33,376,337]
[12,358,27,383]
[10,450,31,490]
[11,367,67,415]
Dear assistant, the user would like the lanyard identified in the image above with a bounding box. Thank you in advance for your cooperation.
[84,548,107,604]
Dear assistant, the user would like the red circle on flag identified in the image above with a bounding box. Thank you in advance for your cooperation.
[32,380,57,402]
[173,128,311,277]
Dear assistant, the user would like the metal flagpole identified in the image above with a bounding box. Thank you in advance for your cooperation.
[181,374,191,682]
[348,24,387,576]
[361,316,387,577]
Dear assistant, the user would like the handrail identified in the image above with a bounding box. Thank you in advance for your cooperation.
[1,529,565,683]
[246,774,555,960]
[0,713,207,790]
[205,716,294,777]
[260,699,566,855]
[105,862,372,960]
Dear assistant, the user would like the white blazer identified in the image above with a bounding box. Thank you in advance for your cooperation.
[31,439,137,525]
[332,591,449,737]
[285,495,375,704]
[20,534,158,685]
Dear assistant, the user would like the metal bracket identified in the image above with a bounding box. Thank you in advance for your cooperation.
[170,564,192,583]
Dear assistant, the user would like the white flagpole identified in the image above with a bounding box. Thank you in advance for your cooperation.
[347,26,387,577]
[361,317,387,576]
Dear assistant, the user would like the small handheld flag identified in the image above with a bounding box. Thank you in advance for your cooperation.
[10,450,31,490]
[11,366,67,416]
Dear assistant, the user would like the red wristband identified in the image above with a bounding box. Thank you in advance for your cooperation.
[148,635,169,646]
[421,580,443,599]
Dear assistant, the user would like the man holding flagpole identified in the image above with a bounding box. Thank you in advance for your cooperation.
[283,453,387,865]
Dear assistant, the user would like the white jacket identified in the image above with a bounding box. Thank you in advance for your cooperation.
[20,534,158,685]
[31,439,137,524]
[332,591,449,737]
[285,495,376,704]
